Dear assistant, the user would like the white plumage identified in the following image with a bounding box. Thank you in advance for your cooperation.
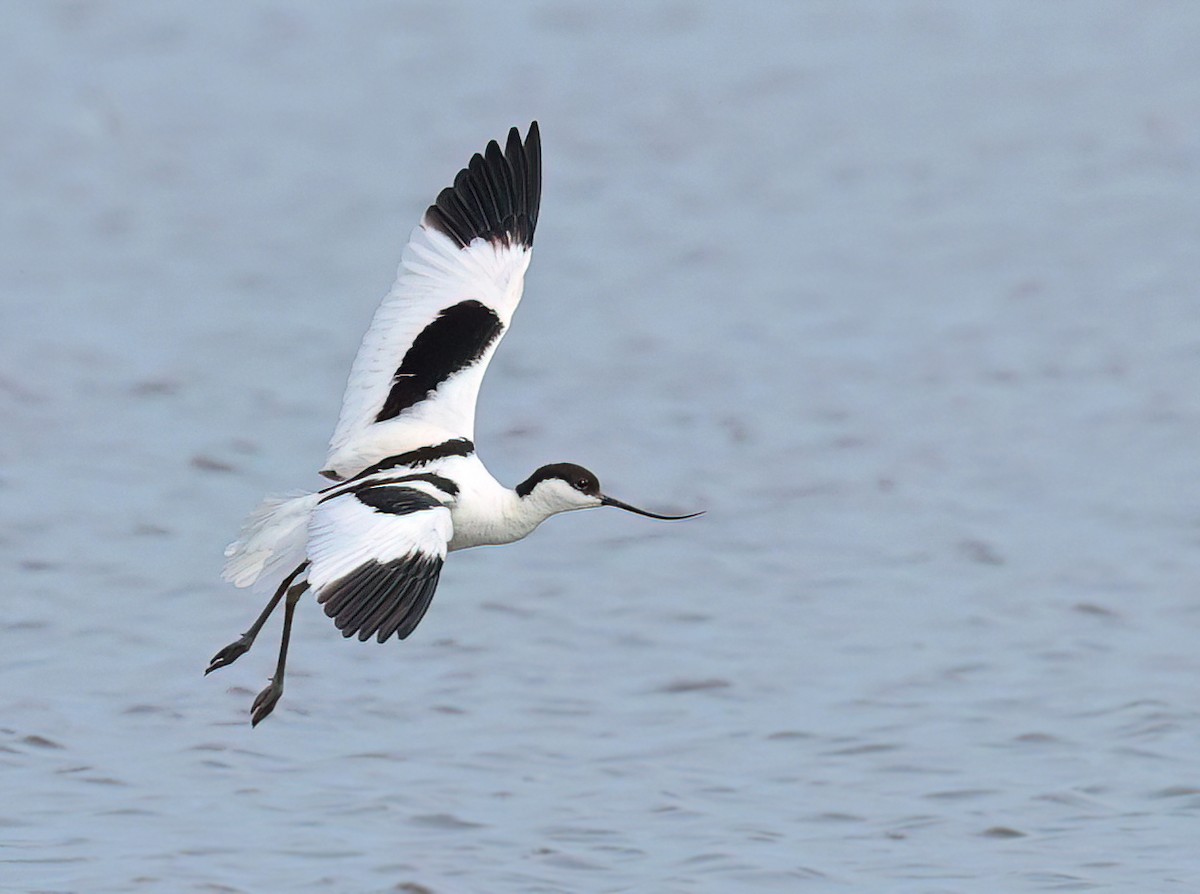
[222,491,320,590]
[322,226,533,479]
[207,123,699,725]
[306,482,452,592]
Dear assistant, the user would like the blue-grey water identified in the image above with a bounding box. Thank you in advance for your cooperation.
[4,3,1200,891]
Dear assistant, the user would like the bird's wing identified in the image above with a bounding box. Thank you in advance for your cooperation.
[322,123,542,480]
[306,478,455,643]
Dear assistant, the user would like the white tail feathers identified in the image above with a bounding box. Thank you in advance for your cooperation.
[223,492,321,589]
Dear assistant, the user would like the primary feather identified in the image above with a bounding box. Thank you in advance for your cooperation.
[306,479,453,642]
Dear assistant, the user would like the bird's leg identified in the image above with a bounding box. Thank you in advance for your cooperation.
[205,562,307,675]
[250,580,309,726]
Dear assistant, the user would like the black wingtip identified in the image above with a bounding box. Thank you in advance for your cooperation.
[317,554,444,643]
[425,122,542,250]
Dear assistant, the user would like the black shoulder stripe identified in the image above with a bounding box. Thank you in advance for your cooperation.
[375,300,503,421]
[354,486,442,516]
[394,472,459,497]
[319,471,459,504]
[330,438,474,484]
[317,554,444,643]
[425,122,541,249]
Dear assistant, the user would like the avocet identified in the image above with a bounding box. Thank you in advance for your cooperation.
[207,123,700,724]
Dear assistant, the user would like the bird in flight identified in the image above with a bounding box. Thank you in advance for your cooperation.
[207,123,700,725]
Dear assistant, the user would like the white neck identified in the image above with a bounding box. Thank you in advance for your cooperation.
[445,473,562,552]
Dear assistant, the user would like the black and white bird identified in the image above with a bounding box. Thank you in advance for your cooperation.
[206,122,700,725]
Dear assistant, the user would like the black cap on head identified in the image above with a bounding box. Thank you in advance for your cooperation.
[516,463,600,498]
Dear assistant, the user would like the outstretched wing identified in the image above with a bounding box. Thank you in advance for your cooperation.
[306,480,454,643]
[323,123,542,480]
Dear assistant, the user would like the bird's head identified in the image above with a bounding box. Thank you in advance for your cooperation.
[515,462,703,520]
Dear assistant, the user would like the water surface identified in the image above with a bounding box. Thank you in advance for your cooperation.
[3,3,1200,891]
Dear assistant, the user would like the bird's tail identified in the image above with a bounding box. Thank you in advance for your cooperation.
[223,491,321,589]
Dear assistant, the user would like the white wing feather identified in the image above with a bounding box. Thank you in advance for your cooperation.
[322,225,531,478]
[306,486,453,594]
[322,122,542,480]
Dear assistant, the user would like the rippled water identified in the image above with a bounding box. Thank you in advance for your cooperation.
[4,2,1200,891]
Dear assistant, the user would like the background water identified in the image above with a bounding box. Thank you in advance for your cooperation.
[3,2,1200,891]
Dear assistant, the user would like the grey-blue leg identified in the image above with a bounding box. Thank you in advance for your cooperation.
[205,562,307,675]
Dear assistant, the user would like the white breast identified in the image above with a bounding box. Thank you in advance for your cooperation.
[441,455,538,551]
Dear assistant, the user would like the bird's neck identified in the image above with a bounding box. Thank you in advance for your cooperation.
[504,488,564,538]
[446,481,556,551]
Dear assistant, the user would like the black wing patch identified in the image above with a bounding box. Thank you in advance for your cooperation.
[317,554,444,643]
[375,300,503,421]
[425,122,542,249]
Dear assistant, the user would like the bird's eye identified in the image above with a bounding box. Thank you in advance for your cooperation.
[577,479,592,491]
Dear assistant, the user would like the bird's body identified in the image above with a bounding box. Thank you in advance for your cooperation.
[207,123,698,724]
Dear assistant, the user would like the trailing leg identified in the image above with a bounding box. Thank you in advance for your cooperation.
[205,562,307,675]
[250,579,309,726]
